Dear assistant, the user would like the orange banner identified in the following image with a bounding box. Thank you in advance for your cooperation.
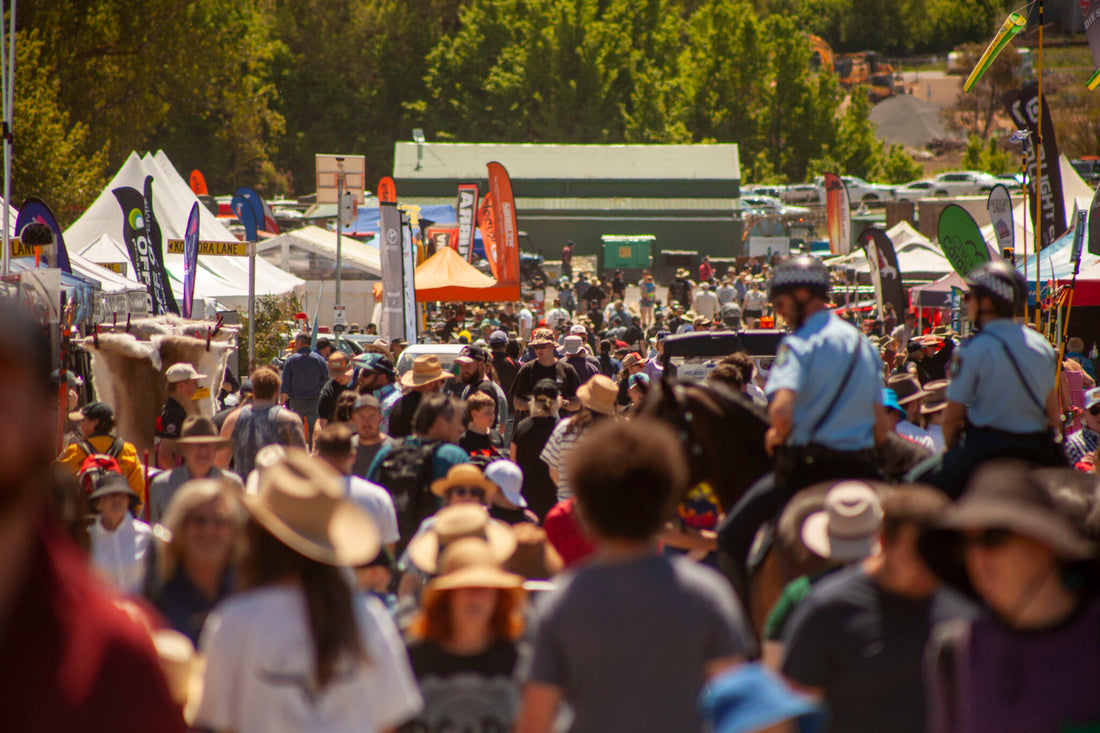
[478,191,501,280]
[487,161,520,284]
[377,176,397,204]
[189,170,208,196]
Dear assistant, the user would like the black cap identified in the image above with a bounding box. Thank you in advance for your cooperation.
[532,378,560,399]
[69,401,114,425]
[240,378,254,393]
[457,344,489,363]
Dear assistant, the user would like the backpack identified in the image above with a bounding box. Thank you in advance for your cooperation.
[373,440,441,551]
[76,437,125,495]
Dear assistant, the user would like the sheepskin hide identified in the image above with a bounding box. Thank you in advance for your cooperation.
[83,326,236,456]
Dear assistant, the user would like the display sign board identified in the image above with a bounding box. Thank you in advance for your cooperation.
[748,236,790,258]
[166,239,248,257]
[315,154,366,205]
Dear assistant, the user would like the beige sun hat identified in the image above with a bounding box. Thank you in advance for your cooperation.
[240,449,380,567]
[175,416,231,447]
[421,537,526,605]
[406,503,517,575]
[430,463,500,500]
[801,481,884,561]
[578,374,619,416]
[399,354,452,389]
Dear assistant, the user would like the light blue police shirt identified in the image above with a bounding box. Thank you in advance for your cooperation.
[946,319,1055,434]
[766,310,883,451]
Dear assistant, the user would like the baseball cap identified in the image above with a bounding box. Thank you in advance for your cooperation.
[569,324,587,336]
[50,369,83,387]
[1086,386,1100,412]
[68,401,114,424]
[650,330,671,344]
[240,378,254,394]
[489,330,508,345]
[485,461,526,508]
[628,373,650,389]
[356,352,397,377]
[532,378,559,400]
[456,344,489,364]
[882,388,904,416]
[353,393,381,411]
[166,362,207,384]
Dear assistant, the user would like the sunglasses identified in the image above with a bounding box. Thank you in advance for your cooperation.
[963,528,1013,549]
[446,486,486,500]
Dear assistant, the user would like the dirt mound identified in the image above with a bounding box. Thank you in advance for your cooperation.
[869,94,963,150]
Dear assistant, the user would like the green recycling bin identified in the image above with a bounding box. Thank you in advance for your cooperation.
[600,235,655,277]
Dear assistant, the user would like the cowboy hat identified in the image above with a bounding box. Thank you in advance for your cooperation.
[919,379,949,415]
[430,463,499,500]
[176,416,230,447]
[801,481,883,561]
[578,374,619,416]
[406,503,517,574]
[918,460,1098,599]
[887,374,927,406]
[241,449,380,567]
[421,537,525,605]
[399,354,452,389]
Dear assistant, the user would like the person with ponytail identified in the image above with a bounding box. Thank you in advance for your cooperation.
[510,379,562,521]
[194,450,422,733]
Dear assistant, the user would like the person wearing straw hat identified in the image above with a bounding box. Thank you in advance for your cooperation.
[88,472,154,595]
[780,486,974,733]
[194,450,422,733]
[510,329,581,419]
[918,379,949,452]
[882,388,935,453]
[148,416,241,524]
[540,374,619,501]
[919,460,1100,733]
[386,354,453,440]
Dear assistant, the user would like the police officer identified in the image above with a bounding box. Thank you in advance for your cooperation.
[908,260,1062,497]
[717,255,886,603]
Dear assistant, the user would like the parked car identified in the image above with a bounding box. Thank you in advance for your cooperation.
[893,180,936,202]
[928,170,999,197]
[1071,158,1100,187]
[741,194,811,219]
[810,175,894,203]
[742,184,785,199]
[780,184,822,204]
[394,343,466,375]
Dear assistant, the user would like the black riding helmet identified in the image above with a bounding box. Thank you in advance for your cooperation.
[964,259,1026,315]
[769,255,831,300]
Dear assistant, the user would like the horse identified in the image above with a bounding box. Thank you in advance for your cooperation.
[640,375,933,636]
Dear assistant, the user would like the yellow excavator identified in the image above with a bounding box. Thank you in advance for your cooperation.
[807,35,904,102]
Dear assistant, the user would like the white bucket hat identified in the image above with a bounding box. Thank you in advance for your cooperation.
[801,481,883,561]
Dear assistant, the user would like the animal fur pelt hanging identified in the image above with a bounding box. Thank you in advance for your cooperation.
[82,317,239,456]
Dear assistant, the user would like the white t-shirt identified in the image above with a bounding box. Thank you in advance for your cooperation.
[197,586,422,733]
[89,515,154,595]
[540,416,581,500]
[347,476,400,547]
[693,290,719,320]
[519,309,534,338]
[742,289,768,312]
[896,420,935,452]
[925,423,946,453]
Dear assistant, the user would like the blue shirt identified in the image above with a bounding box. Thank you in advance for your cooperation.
[365,436,470,483]
[947,320,1055,434]
[766,310,882,451]
[280,347,329,400]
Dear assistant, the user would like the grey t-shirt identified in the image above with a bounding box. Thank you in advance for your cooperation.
[351,435,394,480]
[781,566,975,733]
[526,553,751,733]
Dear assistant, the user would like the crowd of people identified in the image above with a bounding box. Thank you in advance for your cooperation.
[6,249,1100,732]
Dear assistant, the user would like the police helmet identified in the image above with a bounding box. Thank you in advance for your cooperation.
[964,259,1026,313]
[769,256,831,300]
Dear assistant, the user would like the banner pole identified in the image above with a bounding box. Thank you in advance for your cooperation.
[1035,0,1044,326]
[335,165,344,311]
[248,241,256,372]
[1,0,15,277]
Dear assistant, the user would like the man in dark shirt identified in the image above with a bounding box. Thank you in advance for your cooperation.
[510,329,580,419]
[157,361,205,469]
[781,487,975,733]
[489,331,519,397]
[278,332,329,439]
[314,350,353,442]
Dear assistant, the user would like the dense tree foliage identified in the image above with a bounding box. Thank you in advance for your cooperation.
[9,0,1018,219]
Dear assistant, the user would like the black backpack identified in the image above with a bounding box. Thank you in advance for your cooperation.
[373,439,441,552]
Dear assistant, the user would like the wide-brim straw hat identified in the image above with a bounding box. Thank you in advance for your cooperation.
[399,354,451,389]
[430,463,500,500]
[241,449,380,567]
[801,481,884,561]
[578,374,618,415]
[407,504,517,575]
[421,537,526,606]
[918,460,1098,599]
[176,416,231,447]
[920,379,949,415]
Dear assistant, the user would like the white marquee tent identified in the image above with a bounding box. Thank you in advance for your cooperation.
[832,221,953,280]
[66,151,304,312]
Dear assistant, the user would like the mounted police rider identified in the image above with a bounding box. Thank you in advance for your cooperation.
[909,259,1063,497]
[717,255,886,603]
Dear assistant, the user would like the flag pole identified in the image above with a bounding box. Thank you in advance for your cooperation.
[1,0,16,277]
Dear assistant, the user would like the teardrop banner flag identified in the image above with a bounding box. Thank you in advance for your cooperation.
[938,204,991,277]
[824,173,851,255]
[377,176,397,204]
[231,193,258,242]
[189,170,209,196]
[1078,1,1100,72]
[1089,183,1100,256]
[14,197,72,273]
[477,191,501,280]
[1003,83,1067,250]
[182,203,200,320]
[857,228,907,318]
[455,183,479,262]
[986,184,1015,255]
[487,162,521,284]
[113,186,178,316]
[143,176,179,315]
[964,12,1027,93]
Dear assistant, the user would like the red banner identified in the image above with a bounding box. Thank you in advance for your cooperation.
[487,162,520,284]
[377,176,397,204]
[189,170,208,196]
[478,191,501,280]
[823,172,851,256]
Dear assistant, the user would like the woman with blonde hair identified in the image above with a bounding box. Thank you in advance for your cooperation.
[403,537,527,732]
[510,379,562,521]
[146,478,244,647]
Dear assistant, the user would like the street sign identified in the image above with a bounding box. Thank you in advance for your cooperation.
[332,304,347,327]
[8,237,55,259]
[166,239,248,256]
[315,154,366,205]
[100,262,129,276]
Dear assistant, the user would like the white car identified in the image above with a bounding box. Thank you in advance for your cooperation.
[811,175,894,203]
[893,180,936,202]
[741,195,811,218]
[780,184,822,204]
[927,171,999,197]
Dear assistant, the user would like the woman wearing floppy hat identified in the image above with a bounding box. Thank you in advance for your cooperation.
[194,451,422,733]
[404,537,527,732]
[88,472,154,595]
[539,374,619,501]
[920,460,1100,733]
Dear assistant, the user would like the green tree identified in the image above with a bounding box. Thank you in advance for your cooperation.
[961,135,1016,174]
[7,30,107,225]
[878,144,922,183]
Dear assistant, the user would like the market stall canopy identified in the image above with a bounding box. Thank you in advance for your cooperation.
[257,225,381,278]
[909,271,967,308]
[1016,225,1100,305]
[415,246,520,302]
[833,221,953,280]
[65,151,304,311]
